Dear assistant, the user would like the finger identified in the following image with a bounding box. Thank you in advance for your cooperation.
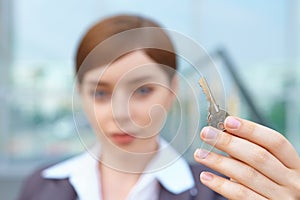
[199,171,267,200]
[224,116,300,169]
[200,126,291,185]
[194,149,282,199]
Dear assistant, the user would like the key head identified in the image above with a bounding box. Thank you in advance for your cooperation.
[208,109,229,131]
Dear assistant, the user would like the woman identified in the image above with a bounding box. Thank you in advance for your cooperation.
[18,14,300,200]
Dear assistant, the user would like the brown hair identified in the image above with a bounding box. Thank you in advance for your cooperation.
[75,14,177,83]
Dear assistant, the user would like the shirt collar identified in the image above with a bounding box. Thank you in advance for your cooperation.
[42,146,101,200]
[144,139,195,194]
[42,138,195,196]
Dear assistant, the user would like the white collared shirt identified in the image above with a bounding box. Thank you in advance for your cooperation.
[42,138,195,200]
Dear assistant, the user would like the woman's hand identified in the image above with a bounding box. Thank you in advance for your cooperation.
[194,116,300,200]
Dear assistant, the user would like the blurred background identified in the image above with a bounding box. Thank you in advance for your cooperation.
[0,0,299,199]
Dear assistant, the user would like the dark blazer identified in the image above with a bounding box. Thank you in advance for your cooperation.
[18,164,226,200]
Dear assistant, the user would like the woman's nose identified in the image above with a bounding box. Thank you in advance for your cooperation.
[111,92,131,123]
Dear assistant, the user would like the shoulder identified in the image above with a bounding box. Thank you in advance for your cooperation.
[17,162,77,200]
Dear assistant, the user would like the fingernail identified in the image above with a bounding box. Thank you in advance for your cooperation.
[225,116,241,129]
[200,172,213,181]
[196,148,209,159]
[202,127,218,140]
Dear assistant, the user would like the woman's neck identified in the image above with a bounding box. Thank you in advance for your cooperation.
[98,140,159,200]
[99,162,141,200]
[99,138,159,173]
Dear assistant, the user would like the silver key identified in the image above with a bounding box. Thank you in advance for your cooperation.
[199,77,229,131]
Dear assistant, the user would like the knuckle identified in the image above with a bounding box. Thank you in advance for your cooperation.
[211,175,227,195]
[290,173,300,192]
[214,176,226,190]
[252,148,270,164]
[244,166,259,180]
[235,186,249,199]
[219,132,233,147]
[295,181,300,192]
[244,122,256,135]
[235,186,265,200]
[271,135,287,149]
[212,152,224,165]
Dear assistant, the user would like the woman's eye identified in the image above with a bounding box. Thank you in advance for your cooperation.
[135,86,153,96]
[91,90,110,100]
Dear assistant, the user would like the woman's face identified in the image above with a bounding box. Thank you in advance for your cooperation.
[79,51,177,154]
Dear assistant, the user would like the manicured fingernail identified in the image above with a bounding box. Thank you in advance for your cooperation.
[225,116,241,129]
[202,127,218,140]
[196,148,209,159]
[200,172,213,181]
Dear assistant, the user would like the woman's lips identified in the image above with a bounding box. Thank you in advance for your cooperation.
[110,133,136,145]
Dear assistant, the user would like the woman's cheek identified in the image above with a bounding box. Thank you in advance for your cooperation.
[131,100,168,137]
[83,102,106,133]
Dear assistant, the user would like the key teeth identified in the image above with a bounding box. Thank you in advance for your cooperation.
[199,78,210,101]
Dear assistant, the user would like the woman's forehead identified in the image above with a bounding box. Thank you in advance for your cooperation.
[82,51,171,85]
